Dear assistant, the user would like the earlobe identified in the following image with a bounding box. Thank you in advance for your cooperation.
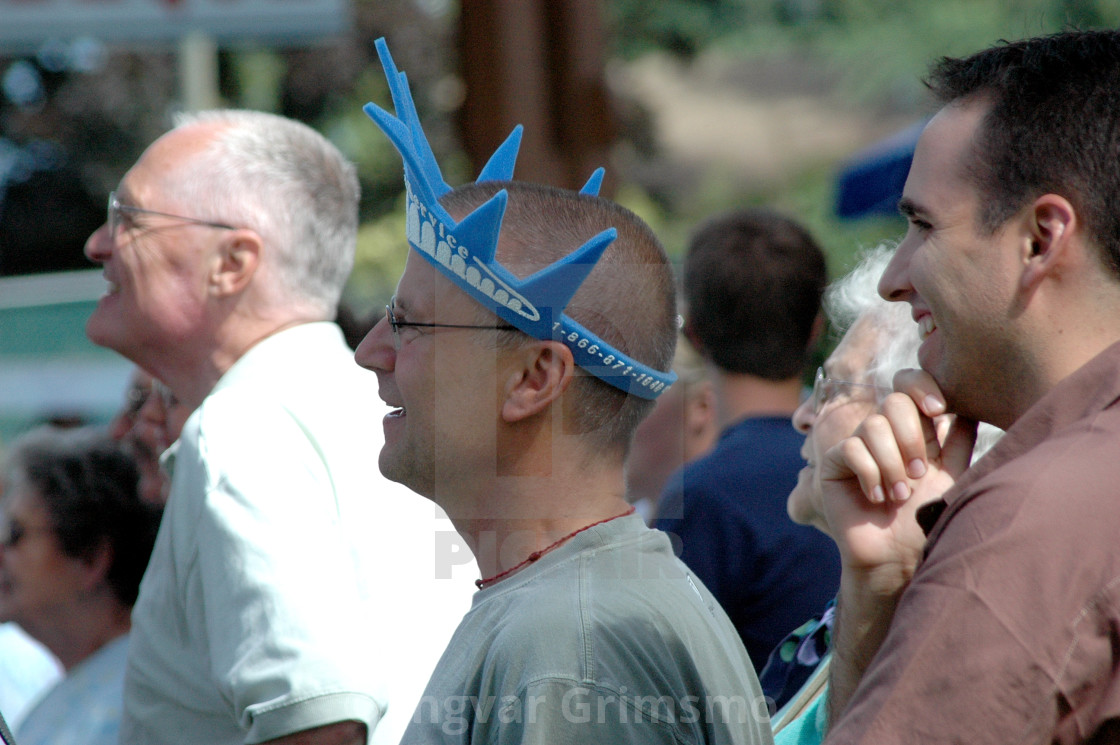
[210,230,261,297]
[501,342,574,423]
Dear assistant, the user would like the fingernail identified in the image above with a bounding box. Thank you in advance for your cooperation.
[871,485,886,503]
[908,459,926,478]
[893,481,911,502]
[924,395,946,415]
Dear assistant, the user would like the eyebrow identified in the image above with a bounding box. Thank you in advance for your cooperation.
[897,197,924,219]
[390,296,417,319]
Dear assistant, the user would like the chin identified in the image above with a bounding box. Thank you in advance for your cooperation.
[85,315,131,358]
[84,314,112,347]
[378,452,426,496]
[786,495,812,526]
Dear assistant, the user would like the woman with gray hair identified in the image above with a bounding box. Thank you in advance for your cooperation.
[0,426,161,745]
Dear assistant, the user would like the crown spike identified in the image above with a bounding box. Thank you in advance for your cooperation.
[517,229,617,317]
[373,39,452,198]
[477,125,523,183]
[452,190,508,264]
[397,72,451,196]
[579,168,605,196]
[362,103,453,222]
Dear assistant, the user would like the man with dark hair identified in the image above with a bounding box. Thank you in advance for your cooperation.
[655,209,840,701]
[355,40,775,744]
[684,211,827,379]
[817,29,1120,743]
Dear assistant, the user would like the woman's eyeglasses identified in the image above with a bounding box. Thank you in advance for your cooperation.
[810,367,891,415]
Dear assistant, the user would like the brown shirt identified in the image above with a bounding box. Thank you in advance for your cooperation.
[827,340,1120,745]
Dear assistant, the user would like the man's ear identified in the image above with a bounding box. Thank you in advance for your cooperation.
[1021,194,1076,292]
[209,230,261,297]
[686,380,716,437]
[78,538,114,592]
[501,341,575,423]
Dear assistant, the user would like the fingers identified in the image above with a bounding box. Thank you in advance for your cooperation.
[853,411,911,503]
[885,367,953,486]
[879,393,940,480]
[839,391,934,502]
[892,368,947,418]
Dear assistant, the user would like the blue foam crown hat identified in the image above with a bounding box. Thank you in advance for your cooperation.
[363,38,675,399]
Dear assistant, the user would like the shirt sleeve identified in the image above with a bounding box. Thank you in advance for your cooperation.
[184,395,382,743]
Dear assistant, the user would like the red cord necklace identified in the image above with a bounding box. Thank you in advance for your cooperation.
[475,506,636,590]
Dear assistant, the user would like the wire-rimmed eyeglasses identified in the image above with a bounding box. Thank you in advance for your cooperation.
[384,300,517,350]
[810,367,892,415]
[108,190,238,238]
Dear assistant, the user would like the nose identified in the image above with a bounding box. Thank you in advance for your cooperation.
[354,313,396,373]
[878,239,914,302]
[137,387,168,426]
[792,396,814,434]
[84,222,112,263]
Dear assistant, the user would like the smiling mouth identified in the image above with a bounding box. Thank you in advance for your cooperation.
[386,407,405,418]
[918,315,937,340]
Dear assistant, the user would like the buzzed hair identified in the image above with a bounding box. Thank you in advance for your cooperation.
[441,181,677,454]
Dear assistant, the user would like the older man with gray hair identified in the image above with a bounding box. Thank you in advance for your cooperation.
[84,110,473,745]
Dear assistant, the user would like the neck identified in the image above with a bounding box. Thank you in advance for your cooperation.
[993,275,1120,428]
[710,368,803,431]
[153,316,323,410]
[22,599,131,672]
[470,505,635,589]
[445,461,632,585]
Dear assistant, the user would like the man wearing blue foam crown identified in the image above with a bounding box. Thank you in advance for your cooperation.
[354,39,775,744]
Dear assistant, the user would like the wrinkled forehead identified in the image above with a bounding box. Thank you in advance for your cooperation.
[828,316,883,380]
[119,123,223,204]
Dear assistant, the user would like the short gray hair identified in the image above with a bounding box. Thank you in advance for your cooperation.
[826,242,1001,460]
[171,110,359,316]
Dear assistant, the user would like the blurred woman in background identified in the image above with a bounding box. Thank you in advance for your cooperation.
[0,426,161,745]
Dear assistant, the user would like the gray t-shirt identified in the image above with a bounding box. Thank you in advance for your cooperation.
[403,513,775,744]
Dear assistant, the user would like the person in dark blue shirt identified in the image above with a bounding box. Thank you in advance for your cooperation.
[654,209,841,711]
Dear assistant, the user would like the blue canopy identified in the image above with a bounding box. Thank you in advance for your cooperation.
[834,121,925,219]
